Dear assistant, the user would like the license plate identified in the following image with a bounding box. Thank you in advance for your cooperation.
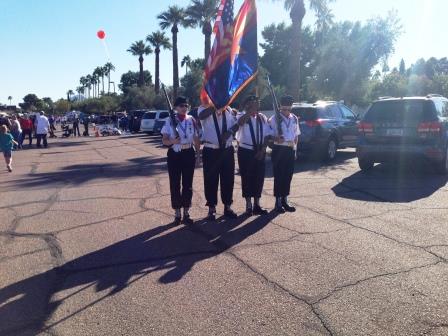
[386,128,403,136]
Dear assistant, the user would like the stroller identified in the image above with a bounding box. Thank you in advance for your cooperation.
[62,124,73,137]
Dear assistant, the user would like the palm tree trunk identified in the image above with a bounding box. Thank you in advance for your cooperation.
[155,49,160,94]
[108,73,111,94]
[138,56,144,87]
[102,75,105,95]
[172,25,179,99]
[203,22,212,64]
[288,1,306,101]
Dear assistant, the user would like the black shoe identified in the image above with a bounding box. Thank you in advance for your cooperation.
[275,205,286,214]
[224,208,238,219]
[182,215,194,225]
[173,217,182,225]
[281,201,296,212]
[253,205,268,215]
[206,207,216,221]
[244,206,253,216]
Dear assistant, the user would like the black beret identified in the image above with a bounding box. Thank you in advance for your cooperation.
[280,95,294,106]
[174,96,189,106]
[243,95,259,105]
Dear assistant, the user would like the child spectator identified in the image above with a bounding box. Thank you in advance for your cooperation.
[0,125,18,172]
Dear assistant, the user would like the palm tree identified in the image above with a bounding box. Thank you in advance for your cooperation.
[276,0,334,100]
[103,62,116,94]
[93,67,104,96]
[85,75,93,98]
[181,55,192,75]
[76,86,85,101]
[7,96,12,105]
[89,74,98,98]
[67,90,74,102]
[186,0,219,63]
[127,40,153,87]
[79,76,88,98]
[147,31,172,94]
[158,5,194,98]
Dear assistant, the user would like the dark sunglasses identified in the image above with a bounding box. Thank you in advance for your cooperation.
[178,104,189,108]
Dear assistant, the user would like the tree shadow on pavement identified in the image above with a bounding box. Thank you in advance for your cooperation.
[332,162,448,202]
[0,211,278,335]
[0,157,168,190]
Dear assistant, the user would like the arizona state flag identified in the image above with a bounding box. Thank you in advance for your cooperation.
[201,0,258,109]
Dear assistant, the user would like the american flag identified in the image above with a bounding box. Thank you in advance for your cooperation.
[213,0,234,34]
[200,0,235,106]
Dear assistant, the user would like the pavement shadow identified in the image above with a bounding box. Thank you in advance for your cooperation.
[0,157,168,189]
[0,212,278,335]
[332,162,448,202]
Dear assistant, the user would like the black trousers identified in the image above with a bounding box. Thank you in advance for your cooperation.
[22,129,32,145]
[36,134,48,148]
[202,146,235,207]
[73,123,81,136]
[238,147,265,198]
[83,123,89,136]
[271,145,295,197]
[167,147,196,209]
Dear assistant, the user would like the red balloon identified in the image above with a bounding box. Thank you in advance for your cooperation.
[97,30,106,39]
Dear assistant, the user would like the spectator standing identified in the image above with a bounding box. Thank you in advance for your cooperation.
[48,115,57,138]
[82,114,90,136]
[0,125,18,172]
[10,115,22,149]
[35,111,50,148]
[19,115,33,147]
[73,115,81,137]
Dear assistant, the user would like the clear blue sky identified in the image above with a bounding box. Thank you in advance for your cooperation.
[1,0,446,105]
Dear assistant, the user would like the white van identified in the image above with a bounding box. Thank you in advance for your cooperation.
[140,110,169,133]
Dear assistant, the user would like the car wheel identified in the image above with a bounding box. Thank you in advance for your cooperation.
[358,156,374,171]
[435,147,448,175]
[323,137,338,162]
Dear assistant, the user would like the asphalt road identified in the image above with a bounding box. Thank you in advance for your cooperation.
[1,133,448,336]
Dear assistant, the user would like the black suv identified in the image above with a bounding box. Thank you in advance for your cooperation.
[357,95,448,174]
[292,101,358,161]
[128,109,147,133]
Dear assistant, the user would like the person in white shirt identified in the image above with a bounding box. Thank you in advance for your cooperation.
[236,95,271,216]
[268,95,300,213]
[35,111,50,148]
[198,104,239,220]
[161,97,201,225]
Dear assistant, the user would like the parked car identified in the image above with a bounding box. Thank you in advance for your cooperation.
[153,117,168,135]
[357,94,448,174]
[96,115,112,125]
[140,110,169,134]
[128,109,147,133]
[292,101,359,161]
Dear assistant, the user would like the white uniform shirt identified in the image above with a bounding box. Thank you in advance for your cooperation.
[236,112,271,150]
[200,107,237,148]
[268,113,300,142]
[35,115,50,135]
[161,114,197,152]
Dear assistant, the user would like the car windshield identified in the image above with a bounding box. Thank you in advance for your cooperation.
[365,100,436,123]
[143,112,156,119]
